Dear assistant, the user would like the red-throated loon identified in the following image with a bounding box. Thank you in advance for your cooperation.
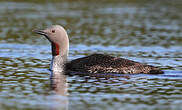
[33,25,163,74]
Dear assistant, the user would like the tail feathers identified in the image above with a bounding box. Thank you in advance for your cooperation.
[149,68,164,74]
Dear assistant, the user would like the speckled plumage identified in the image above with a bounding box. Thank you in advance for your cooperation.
[66,54,163,74]
[34,25,163,75]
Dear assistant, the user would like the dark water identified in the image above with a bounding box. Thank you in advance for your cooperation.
[0,0,182,110]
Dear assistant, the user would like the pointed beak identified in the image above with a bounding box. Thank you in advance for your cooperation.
[33,29,52,42]
[33,30,48,36]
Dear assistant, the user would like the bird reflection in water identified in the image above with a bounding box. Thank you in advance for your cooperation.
[50,71,68,110]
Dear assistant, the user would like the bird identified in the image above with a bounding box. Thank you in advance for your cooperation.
[33,25,164,74]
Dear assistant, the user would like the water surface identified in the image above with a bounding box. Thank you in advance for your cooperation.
[0,0,182,110]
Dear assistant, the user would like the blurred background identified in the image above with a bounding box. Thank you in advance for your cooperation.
[0,0,182,110]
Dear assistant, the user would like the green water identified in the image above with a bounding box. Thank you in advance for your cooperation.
[0,0,182,110]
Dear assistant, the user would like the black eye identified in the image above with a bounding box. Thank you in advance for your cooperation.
[52,30,55,33]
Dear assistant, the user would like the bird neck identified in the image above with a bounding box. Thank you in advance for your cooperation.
[50,42,69,72]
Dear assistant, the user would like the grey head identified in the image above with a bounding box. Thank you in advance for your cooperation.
[34,25,69,57]
[34,25,69,71]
